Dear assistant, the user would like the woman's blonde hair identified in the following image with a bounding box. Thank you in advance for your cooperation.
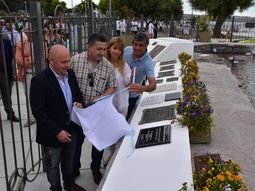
[106,37,125,75]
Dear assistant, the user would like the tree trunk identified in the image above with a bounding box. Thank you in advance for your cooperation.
[212,16,227,38]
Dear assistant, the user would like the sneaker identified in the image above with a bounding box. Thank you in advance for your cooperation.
[63,182,86,191]
[92,169,103,185]
[7,115,20,122]
[23,119,36,127]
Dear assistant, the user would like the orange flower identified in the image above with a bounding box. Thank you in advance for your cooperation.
[226,171,232,177]
[235,175,242,181]
[217,174,225,181]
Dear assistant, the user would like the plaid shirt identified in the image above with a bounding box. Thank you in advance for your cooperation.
[70,52,116,106]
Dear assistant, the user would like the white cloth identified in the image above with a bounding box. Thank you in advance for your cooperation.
[71,96,133,151]
[113,63,131,117]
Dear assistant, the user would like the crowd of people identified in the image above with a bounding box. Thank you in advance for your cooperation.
[1,16,156,191]
[115,17,159,39]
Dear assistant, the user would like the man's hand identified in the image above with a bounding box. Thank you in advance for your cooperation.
[56,130,72,143]
[128,83,144,94]
[73,102,83,108]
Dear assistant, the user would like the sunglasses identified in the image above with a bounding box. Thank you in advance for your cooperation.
[88,73,94,87]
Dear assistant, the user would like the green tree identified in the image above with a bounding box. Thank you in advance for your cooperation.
[98,0,183,19]
[189,0,254,37]
[41,0,67,16]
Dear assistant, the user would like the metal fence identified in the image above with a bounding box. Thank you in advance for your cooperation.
[0,1,115,191]
[133,16,255,42]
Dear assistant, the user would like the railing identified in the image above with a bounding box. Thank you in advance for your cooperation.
[0,1,116,191]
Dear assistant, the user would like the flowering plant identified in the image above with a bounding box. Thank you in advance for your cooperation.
[177,52,213,134]
[179,52,192,65]
[193,153,250,191]
[176,84,213,134]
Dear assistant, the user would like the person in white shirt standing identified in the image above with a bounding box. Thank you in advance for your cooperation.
[116,17,121,37]
[130,17,138,34]
[147,21,155,39]
[120,18,127,35]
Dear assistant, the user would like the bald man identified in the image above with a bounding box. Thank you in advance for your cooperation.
[30,45,86,191]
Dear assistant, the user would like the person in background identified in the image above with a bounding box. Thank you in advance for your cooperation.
[120,18,127,35]
[2,18,19,47]
[43,21,64,54]
[147,21,155,39]
[116,17,121,37]
[130,17,138,34]
[15,22,36,127]
[30,45,85,191]
[71,33,116,185]
[0,35,20,122]
[124,32,156,120]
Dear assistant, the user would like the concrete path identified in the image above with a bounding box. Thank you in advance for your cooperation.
[191,57,255,190]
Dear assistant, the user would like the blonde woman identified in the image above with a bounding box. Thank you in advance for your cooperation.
[106,37,131,117]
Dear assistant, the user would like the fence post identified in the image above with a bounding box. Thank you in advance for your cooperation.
[29,1,46,74]
[230,16,235,42]
[77,14,83,53]
[106,11,112,40]
[140,14,144,32]
[87,8,93,38]
[169,15,174,37]
[29,1,47,173]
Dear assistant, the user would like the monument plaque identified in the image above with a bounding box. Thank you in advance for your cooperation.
[160,65,175,71]
[160,60,177,66]
[165,92,181,101]
[135,125,171,148]
[157,71,175,78]
[150,83,177,94]
[141,94,165,106]
[166,77,179,82]
[139,105,176,124]
[156,79,163,84]
[149,45,165,59]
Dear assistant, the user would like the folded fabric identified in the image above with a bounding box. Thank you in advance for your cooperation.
[71,96,133,151]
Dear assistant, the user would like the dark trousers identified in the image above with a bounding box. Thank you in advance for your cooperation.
[73,126,85,172]
[0,73,15,116]
[126,96,139,121]
[45,130,77,191]
[90,145,104,170]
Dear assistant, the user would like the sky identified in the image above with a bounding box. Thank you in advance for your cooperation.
[63,0,255,17]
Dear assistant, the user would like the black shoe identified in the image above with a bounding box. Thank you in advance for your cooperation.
[92,169,103,185]
[64,182,86,191]
[7,115,20,122]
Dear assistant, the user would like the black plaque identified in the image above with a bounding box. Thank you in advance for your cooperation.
[166,77,179,82]
[160,60,177,66]
[165,92,181,101]
[139,105,176,124]
[157,71,175,78]
[149,45,165,59]
[156,79,163,84]
[160,65,175,71]
[152,42,158,45]
[135,125,171,148]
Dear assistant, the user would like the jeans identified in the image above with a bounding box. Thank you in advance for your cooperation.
[73,126,85,173]
[45,129,77,191]
[90,145,104,171]
[126,96,139,121]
